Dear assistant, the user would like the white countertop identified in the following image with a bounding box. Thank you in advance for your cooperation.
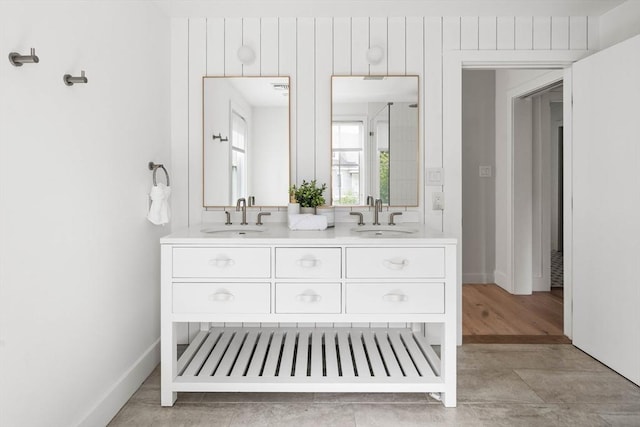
[161,222,456,245]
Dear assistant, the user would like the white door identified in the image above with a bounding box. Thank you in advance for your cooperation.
[572,34,640,386]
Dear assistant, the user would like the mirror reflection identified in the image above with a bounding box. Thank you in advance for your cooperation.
[203,76,290,207]
[331,76,419,206]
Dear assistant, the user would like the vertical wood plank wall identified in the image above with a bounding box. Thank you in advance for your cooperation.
[171,15,591,341]
[172,15,591,231]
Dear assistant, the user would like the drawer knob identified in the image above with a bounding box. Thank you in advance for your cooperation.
[209,291,235,302]
[295,293,322,303]
[382,293,408,302]
[209,258,236,268]
[383,258,409,270]
[297,258,321,268]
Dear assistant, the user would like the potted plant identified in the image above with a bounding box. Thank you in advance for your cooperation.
[288,184,300,215]
[289,184,300,203]
[293,180,327,214]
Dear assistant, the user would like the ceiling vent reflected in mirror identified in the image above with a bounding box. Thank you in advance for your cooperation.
[271,82,289,96]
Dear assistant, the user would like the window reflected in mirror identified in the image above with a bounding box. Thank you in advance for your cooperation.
[332,121,364,205]
[203,76,290,207]
[331,76,419,207]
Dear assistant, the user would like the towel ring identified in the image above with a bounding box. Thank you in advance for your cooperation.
[148,162,170,187]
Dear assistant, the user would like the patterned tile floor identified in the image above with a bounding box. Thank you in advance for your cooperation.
[109,344,640,426]
[551,250,563,288]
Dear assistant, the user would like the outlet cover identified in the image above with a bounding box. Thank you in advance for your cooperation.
[432,192,444,210]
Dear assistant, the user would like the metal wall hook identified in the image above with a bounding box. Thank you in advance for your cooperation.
[63,70,88,86]
[9,48,39,67]
[212,133,229,142]
[148,162,170,186]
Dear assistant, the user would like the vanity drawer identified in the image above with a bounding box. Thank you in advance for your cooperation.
[173,282,270,313]
[345,283,444,314]
[172,247,271,278]
[275,283,341,313]
[345,247,445,279]
[275,248,341,279]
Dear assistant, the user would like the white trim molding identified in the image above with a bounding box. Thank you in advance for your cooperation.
[507,69,563,295]
[463,273,495,284]
[76,339,160,427]
[444,49,589,341]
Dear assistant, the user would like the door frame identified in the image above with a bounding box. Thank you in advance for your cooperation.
[443,50,589,341]
[507,70,563,295]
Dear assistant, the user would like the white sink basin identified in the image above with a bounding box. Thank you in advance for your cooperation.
[350,225,418,237]
[201,226,267,236]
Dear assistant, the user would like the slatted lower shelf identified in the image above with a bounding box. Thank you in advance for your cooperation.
[174,327,442,392]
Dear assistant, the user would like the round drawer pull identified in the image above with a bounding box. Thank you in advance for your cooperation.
[383,258,409,270]
[209,258,236,268]
[209,291,235,302]
[297,258,321,268]
[295,293,322,303]
[382,293,408,303]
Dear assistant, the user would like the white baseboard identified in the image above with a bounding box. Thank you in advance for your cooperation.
[462,272,495,284]
[76,338,160,427]
[533,276,550,292]
[494,270,510,291]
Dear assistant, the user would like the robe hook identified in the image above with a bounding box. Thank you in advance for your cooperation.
[9,48,39,67]
[63,70,88,86]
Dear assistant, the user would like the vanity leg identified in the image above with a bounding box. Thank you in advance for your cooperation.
[161,388,177,407]
[441,319,457,407]
[161,322,178,406]
[442,389,457,407]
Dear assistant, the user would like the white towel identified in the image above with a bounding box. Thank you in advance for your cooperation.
[147,183,171,225]
[288,214,327,231]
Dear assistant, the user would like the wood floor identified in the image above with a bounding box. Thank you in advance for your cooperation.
[463,283,570,344]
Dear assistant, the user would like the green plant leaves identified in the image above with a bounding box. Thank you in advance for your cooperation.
[293,179,327,208]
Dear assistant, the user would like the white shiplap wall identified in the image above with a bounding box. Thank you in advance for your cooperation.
[171,15,590,232]
[170,15,591,340]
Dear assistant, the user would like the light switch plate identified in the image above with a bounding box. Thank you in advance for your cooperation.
[479,166,492,177]
[426,167,444,186]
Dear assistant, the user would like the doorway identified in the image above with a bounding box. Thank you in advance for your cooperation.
[461,69,567,343]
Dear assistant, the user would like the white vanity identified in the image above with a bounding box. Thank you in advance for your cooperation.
[160,223,457,407]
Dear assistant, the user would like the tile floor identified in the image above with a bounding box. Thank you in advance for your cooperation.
[551,250,564,288]
[109,344,640,426]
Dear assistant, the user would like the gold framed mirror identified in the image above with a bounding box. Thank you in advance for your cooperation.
[203,76,290,207]
[331,75,419,207]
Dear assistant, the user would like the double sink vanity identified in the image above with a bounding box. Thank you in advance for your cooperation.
[160,73,456,407]
[161,222,457,407]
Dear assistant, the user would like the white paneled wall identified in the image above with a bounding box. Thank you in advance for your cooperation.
[171,15,591,232]
[171,14,591,341]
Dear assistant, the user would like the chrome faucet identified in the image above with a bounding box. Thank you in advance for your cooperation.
[373,198,383,225]
[350,211,365,226]
[388,212,403,225]
[236,198,248,225]
[256,211,270,225]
